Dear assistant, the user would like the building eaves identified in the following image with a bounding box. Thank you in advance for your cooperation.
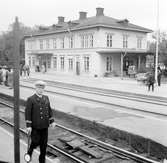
[24,15,153,38]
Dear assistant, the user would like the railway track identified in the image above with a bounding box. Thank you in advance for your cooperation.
[0,99,161,163]
[20,78,167,118]
[21,78,167,106]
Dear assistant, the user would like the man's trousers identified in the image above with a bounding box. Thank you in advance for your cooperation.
[28,128,48,163]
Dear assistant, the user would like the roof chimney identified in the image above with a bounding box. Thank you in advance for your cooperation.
[96,7,104,16]
[58,16,65,24]
[79,12,87,20]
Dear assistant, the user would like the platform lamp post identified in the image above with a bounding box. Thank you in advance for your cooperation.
[13,16,20,163]
[155,0,159,82]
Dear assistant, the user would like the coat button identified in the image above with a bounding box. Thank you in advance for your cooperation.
[41,117,43,119]
[40,108,42,110]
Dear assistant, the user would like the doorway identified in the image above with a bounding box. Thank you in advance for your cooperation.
[38,55,51,71]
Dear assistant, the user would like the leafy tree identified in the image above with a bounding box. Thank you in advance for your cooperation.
[0,21,33,67]
[148,31,167,67]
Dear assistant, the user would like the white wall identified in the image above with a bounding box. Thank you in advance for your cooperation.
[25,26,149,77]
[98,28,148,50]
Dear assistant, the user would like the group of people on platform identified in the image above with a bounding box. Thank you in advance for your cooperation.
[0,64,31,89]
[0,65,13,88]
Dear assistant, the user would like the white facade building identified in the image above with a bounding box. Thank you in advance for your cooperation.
[25,8,152,77]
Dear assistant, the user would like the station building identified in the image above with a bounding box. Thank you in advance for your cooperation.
[24,7,152,77]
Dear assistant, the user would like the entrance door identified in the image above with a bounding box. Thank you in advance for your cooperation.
[106,56,112,72]
[76,56,80,75]
[37,55,51,71]
[76,62,80,75]
[123,57,134,75]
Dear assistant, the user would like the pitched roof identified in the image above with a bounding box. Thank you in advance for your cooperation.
[26,15,153,37]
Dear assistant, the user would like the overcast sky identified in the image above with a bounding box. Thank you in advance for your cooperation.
[0,0,166,33]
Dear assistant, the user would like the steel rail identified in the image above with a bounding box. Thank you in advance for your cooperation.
[0,100,160,163]
[20,84,167,118]
[49,123,160,163]
[0,97,162,163]
[21,78,167,106]
[0,102,87,163]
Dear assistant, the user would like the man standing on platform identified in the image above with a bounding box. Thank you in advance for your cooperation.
[157,66,162,86]
[25,80,56,163]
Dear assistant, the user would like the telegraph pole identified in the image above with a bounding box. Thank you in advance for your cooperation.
[155,0,159,82]
[13,16,20,163]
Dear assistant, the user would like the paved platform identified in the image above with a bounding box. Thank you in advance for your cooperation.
[0,72,167,148]
[29,72,167,98]
[0,126,54,163]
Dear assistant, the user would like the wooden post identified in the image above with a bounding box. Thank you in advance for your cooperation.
[13,16,20,163]
[121,53,123,79]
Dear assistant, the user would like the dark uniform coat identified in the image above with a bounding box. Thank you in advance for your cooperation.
[25,94,54,129]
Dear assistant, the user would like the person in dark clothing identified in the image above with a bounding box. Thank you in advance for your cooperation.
[147,72,155,92]
[0,67,2,84]
[25,80,56,163]
[157,66,162,86]
[25,65,30,76]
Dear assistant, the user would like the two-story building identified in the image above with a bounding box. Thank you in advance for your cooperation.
[24,7,152,77]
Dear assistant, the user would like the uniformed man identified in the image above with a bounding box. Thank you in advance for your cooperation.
[25,80,56,163]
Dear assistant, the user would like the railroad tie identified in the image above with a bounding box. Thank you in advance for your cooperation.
[78,146,103,159]
[66,139,85,149]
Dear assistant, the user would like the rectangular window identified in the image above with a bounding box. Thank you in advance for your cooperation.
[123,35,128,48]
[60,56,65,70]
[89,35,94,47]
[53,39,57,49]
[106,56,112,72]
[80,34,94,48]
[84,56,89,72]
[81,35,84,48]
[107,34,112,47]
[69,36,74,48]
[137,38,142,49]
[68,58,73,70]
[53,57,57,69]
[46,39,50,49]
[84,35,88,48]
[39,40,43,49]
[28,41,33,49]
[61,37,65,49]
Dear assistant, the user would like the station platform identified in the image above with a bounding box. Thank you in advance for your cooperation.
[0,72,167,148]
[29,72,167,98]
[0,126,54,163]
